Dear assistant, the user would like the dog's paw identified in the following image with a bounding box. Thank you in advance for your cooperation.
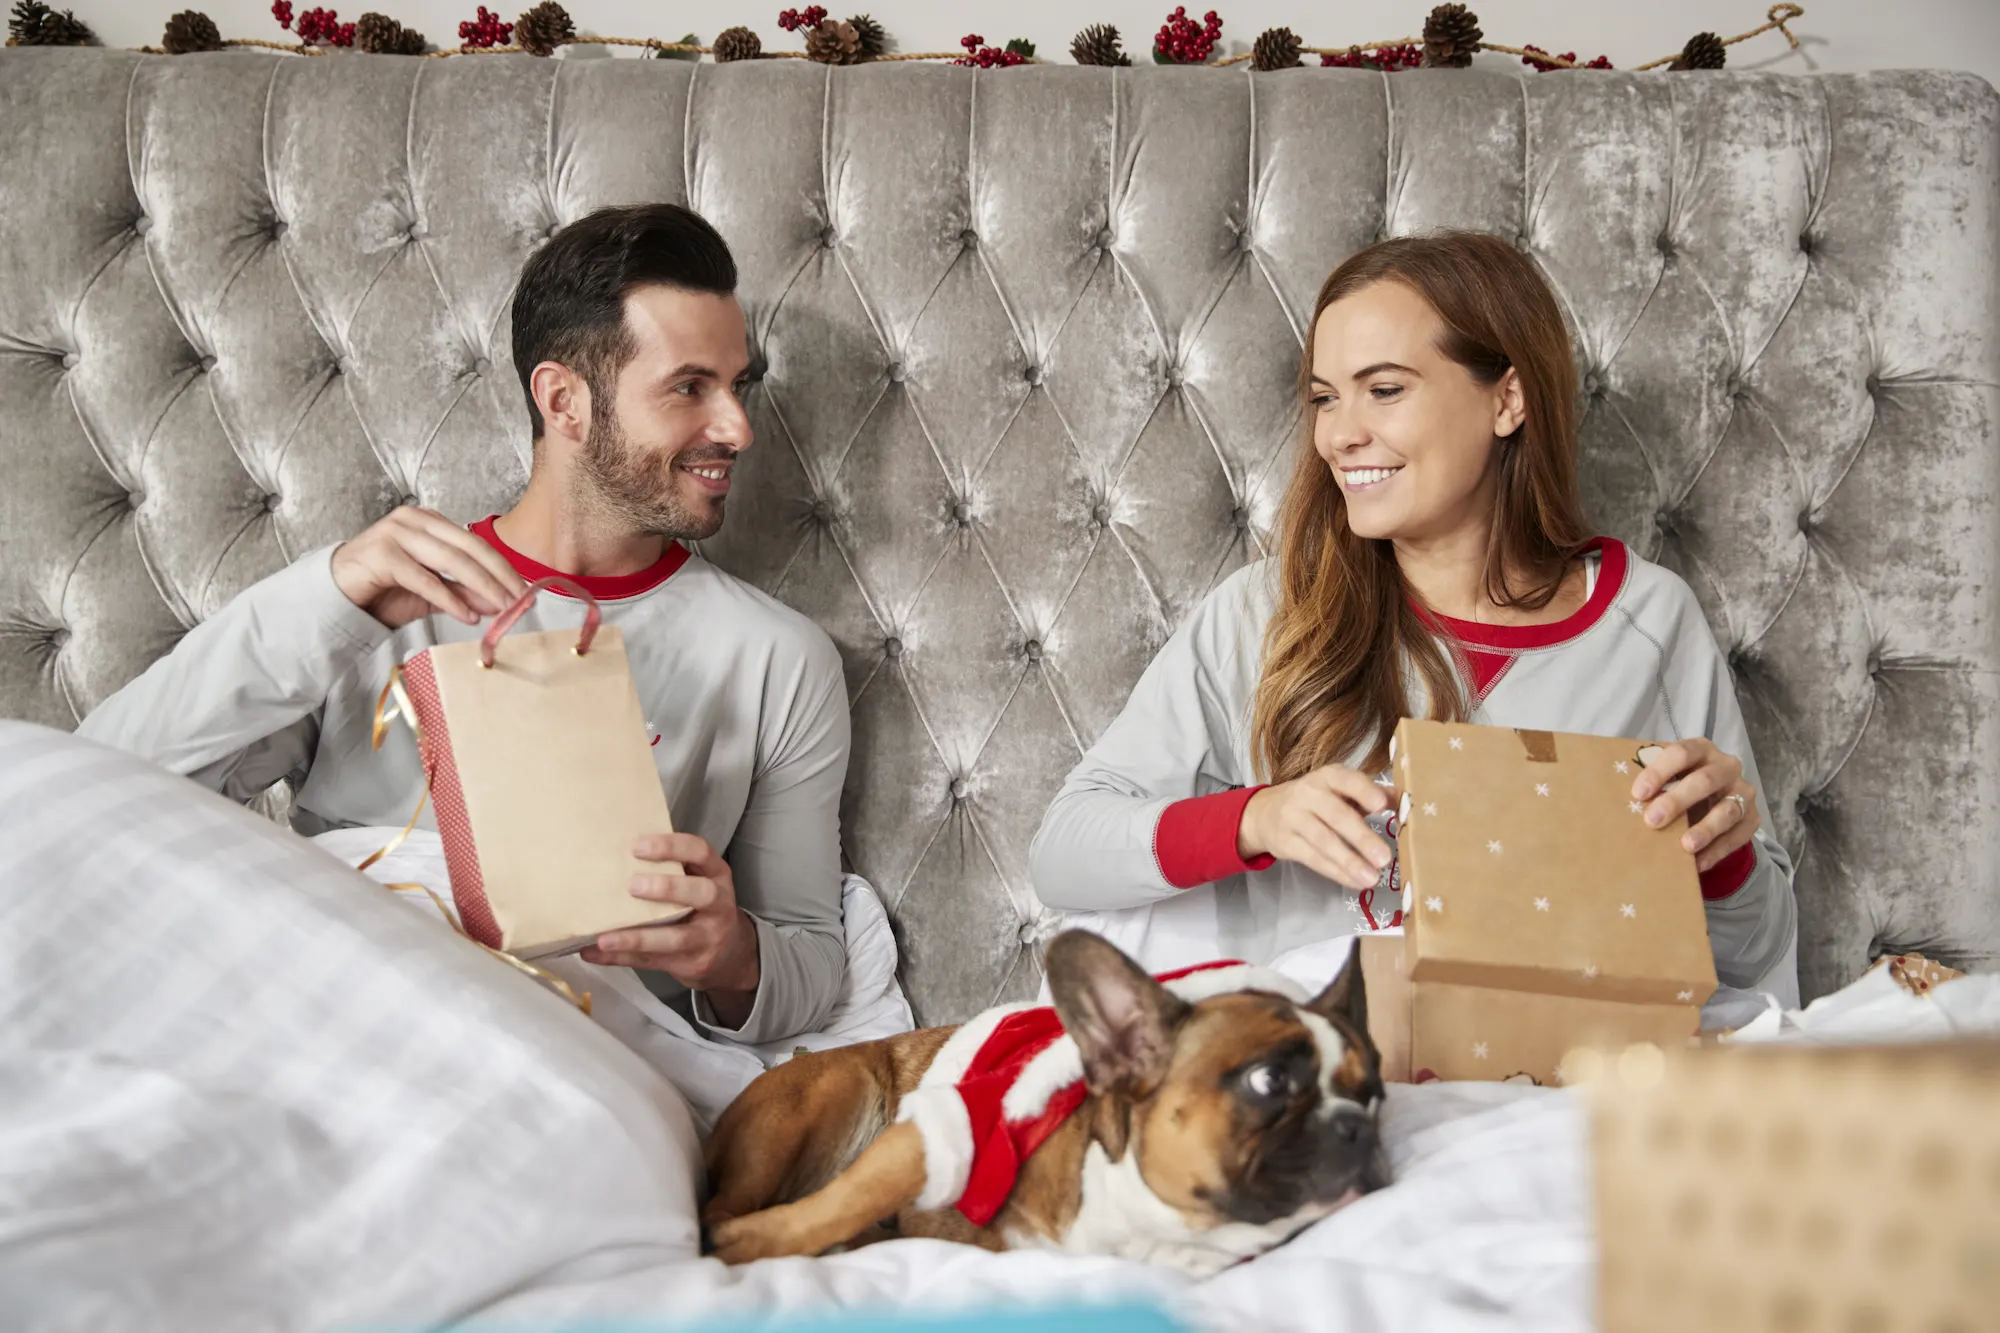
[707,1212,802,1265]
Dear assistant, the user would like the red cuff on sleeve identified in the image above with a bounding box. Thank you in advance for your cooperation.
[1154,787,1274,890]
[1699,840,1757,901]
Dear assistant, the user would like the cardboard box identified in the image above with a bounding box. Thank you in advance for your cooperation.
[1379,718,1719,1084]
[1590,1038,2000,1333]
[1357,934,1412,1082]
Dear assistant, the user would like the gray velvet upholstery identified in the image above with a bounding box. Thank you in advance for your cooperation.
[2,52,1995,1022]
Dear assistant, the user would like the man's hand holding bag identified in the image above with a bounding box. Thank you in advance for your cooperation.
[399,576,692,959]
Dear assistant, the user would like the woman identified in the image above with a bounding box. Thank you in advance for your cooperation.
[1028,232,1797,1003]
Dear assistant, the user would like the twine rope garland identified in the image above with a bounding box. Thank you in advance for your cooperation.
[52,3,1808,69]
[1215,4,1803,70]
[1631,3,1803,71]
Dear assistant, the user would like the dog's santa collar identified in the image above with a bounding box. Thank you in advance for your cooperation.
[894,958,1309,1227]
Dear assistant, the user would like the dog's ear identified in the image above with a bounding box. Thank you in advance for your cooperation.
[1047,931,1190,1099]
[1307,937,1369,1036]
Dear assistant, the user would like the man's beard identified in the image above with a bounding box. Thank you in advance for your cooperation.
[575,408,729,542]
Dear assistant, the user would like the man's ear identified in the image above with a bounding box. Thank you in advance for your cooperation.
[1046,931,1189,1099]
[530,360,591,448]
[1307,938,1369,1035]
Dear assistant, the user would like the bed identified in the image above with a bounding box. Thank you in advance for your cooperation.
[2,51,1996,1330]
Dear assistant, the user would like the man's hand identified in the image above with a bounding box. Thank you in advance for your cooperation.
[330,506,527,629]
[580,832,763,1029]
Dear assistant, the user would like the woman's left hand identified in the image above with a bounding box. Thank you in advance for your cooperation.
[1631,739,1761,873]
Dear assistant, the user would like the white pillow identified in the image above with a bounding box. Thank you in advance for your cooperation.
[0,722,703,1331]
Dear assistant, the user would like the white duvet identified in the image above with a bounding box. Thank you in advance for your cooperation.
[4,720,1996,1333]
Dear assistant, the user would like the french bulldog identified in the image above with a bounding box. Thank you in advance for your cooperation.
[703,929,1387,1275]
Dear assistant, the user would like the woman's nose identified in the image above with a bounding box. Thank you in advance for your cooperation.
[1316,406,1368,456]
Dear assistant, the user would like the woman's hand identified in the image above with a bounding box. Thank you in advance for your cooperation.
[1631,739,1761,872]
[1238,766,1397,890]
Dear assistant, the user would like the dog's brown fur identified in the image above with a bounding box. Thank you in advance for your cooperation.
[704,932,1385,1266]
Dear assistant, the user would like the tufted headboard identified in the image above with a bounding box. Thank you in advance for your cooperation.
[3,52,1996,1021]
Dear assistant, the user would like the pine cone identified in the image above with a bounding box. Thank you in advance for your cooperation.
[355,12,425,54]
[1669,32,1726,70]
[512,2,571,57]
[162,9,221,53]
[804,17,863,65]
[846,13,885,58]
[1420,3,1481,69]
[1069,22,1130,67]
[711,25,761,61]
[1250,26,1302,71]
[10,0,92,44]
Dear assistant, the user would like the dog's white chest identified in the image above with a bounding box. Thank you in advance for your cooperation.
[1010,1144,1331,1279]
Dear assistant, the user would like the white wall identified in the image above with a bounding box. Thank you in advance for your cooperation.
[89,0,2000,91]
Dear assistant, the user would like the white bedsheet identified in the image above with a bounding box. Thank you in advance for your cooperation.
[307,826,916,1132]
[4,720,1995,1333]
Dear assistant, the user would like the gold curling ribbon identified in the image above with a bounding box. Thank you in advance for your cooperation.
[360,664,593,1016]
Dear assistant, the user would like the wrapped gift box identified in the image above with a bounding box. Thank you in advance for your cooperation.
[1377,718,1720,1084]
[1590,1037,2000,1333]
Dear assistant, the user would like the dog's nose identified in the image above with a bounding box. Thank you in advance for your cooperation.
[1331,1114,1365,1144]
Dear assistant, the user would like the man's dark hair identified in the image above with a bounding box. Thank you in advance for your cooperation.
[510,203,738,438]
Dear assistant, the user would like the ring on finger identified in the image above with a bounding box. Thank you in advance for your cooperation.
[1725,793,1747,821]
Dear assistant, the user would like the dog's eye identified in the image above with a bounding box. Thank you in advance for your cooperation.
[1243,1064,1289,1098]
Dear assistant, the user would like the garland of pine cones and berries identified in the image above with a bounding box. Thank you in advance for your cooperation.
[6,2,1807,81]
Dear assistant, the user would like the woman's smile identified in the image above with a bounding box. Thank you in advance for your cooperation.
[1339,465,1403,493]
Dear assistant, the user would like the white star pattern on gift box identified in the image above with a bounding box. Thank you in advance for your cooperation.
[1423,802,1437,817]
[1614,761,1629,774]
[1374,774,1394,787]
[1487,840,1504,854]
[1677,989,1695,1001]
[1449,736,1464,750]
[1629,801,1645,814]
[1426,896,1443,913]
[1472,1042,1489,1060]
[1534,896,1550,911]
[1620,903,1637,918]
[1535,783,1550,797]
[1582,963,1599,979]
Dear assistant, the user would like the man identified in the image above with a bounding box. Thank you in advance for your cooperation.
[78,204,849,1044]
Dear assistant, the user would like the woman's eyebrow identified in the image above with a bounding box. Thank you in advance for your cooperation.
[1352,361,1419,378]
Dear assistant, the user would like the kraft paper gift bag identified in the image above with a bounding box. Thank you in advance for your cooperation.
[395,575,689,959]
[1384,718,1719,1084]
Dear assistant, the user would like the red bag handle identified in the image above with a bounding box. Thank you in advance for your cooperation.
[479,575,602,669]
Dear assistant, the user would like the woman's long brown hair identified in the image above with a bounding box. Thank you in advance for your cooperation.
[1250,231,1592,782]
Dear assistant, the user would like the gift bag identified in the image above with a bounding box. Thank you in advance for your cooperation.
[389,575,689,960]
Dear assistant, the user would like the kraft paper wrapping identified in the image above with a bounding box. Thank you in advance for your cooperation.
[1357,935,1697,1086]
[1591,1039,2000,1333]
[407,622,689,959]
[1392,718,1718,1006]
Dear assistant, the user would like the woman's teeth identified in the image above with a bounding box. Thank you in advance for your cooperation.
[1344,467,1401,488]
